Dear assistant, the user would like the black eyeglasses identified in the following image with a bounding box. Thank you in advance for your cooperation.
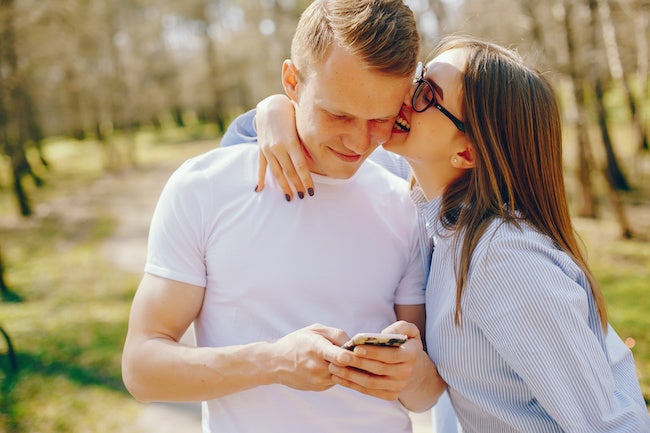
[412,62,466,133]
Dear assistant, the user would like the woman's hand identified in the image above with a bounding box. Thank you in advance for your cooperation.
[327,321,429,402]
[254,95,315,201]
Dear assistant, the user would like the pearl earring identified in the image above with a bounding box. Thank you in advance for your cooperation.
[452,156,459,165]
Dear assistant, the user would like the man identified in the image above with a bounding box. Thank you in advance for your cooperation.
[121,1,430,432]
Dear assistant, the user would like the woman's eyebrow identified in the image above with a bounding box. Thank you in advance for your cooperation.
[428,77,445,101]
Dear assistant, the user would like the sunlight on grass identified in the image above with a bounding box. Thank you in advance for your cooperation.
[9,375,141,433]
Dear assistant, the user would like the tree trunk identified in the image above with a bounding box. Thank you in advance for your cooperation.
[0,325,18,373]
[594,79,631,190]
[618,0,649,152]
[590,0,634,238]
[10,146,34,216]
[596,0,647,164]
[0,248,9,297]
[203,23,226,133]
[0,0,41,216]
[563,0,598,218]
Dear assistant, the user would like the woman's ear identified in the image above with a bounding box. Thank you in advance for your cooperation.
[281,60,299,102]
[451,145,475,169]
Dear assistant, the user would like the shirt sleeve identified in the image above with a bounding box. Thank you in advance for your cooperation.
[393,209,426,306]
[465,230,649,432]
[145,161,208,287]
[220,109,258,147]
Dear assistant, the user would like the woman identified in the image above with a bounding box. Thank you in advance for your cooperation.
[223,36,650,432]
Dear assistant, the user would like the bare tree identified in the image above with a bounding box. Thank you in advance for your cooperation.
[589,0,632,191]
[617,0,649,152]
[561,0,600,218]
[0,247,9,298]
[0,0,44,216]
[0,323,18,373]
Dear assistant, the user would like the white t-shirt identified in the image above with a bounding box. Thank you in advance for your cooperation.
[145,145,425,433]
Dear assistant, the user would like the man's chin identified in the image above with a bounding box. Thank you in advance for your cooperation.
[329,164,364,179]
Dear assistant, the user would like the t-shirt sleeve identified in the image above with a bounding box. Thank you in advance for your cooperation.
[393,211,426,306]
[145,162,208,287]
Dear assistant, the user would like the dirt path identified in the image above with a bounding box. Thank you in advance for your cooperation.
[95,161,204,433]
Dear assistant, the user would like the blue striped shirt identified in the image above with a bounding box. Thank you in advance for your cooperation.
[421,196,650,432]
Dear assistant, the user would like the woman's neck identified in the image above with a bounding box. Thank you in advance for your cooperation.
[407,159,456,201]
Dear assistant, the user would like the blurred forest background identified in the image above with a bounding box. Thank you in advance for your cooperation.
[0,0,649,432]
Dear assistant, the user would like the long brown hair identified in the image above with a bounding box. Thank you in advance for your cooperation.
[434,36,607,329]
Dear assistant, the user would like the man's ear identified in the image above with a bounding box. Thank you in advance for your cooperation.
[451,145,476,169]
[281,60,299,102]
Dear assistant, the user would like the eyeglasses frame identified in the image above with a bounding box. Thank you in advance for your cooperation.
[411,62,466,133]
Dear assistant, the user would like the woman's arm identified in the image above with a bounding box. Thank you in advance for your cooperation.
[469,233,650,431]
[221,95,314,200]
[327,320,445,408]
[253,95,314,200]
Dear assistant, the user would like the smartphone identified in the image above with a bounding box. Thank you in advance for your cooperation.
[342,332,408,351]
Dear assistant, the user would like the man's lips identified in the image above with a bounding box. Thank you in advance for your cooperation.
[329,147,362,162]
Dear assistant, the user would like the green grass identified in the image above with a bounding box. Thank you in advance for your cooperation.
[0,124,648,432]
[0,128,219,433]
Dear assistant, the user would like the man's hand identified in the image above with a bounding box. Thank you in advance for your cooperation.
[270,324,350,391]
[327,321,422,401]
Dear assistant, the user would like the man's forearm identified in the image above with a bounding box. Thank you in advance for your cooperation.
[122,337,277,403]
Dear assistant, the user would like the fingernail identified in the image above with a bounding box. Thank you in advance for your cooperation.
[308,187,314,197]
[254,185,259,192]
[285,194,291,202]
[355,347,367,356]
[338,352,351,363]
[298,191,304,199]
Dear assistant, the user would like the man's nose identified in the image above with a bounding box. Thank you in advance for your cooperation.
[344,122,373,154]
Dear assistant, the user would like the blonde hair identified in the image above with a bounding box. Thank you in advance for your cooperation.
[291,0,420,78]
[435,36,607,329]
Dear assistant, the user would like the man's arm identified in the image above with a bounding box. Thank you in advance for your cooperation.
[122,273,349,403]
[395,304,425,343]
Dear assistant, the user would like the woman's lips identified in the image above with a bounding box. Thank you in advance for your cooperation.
[393,111,411,133]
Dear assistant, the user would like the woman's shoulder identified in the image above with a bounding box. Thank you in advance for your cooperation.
[470,217,585,288]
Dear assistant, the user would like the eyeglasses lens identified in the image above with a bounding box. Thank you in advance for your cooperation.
[413,82,435,113]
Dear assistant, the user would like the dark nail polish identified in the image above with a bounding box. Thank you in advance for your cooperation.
[285,194,291,202]
[307,187,314,197]
[298,191,304,199]
[254,185,259,192]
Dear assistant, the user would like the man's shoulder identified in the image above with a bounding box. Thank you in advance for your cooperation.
[164,144,257,196]
[175,144,257,177]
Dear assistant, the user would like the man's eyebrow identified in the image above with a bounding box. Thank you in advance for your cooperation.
[322,105,397,121]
